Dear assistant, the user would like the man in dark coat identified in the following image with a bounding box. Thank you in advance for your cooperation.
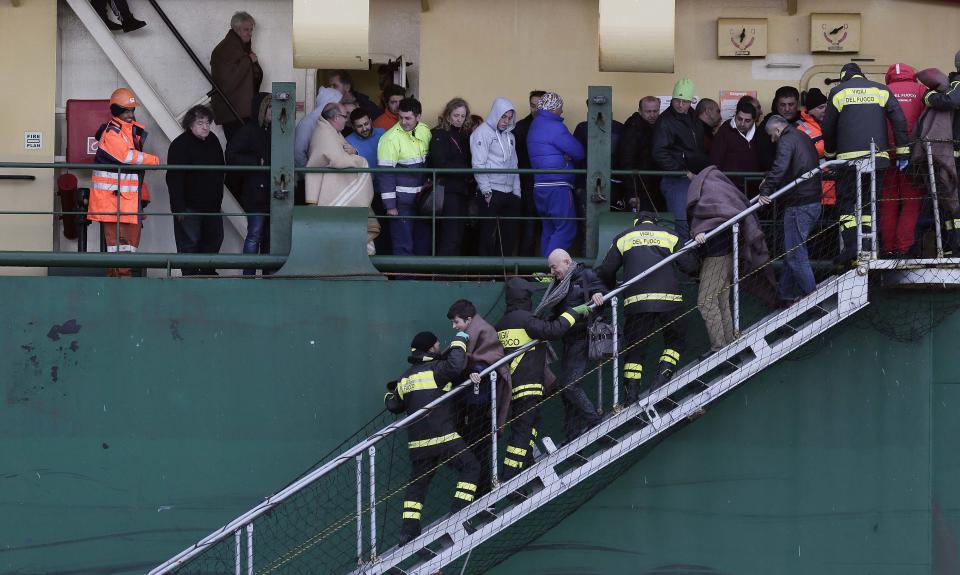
[225,93,272,275]
[618,96,663,212]
[210,11,263,141]
[514,91,546,255]
[166,105,225,276]
[710,98,761,178]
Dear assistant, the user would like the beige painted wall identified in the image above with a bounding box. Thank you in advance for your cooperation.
[0,1,57,275]
[420,0,960,126]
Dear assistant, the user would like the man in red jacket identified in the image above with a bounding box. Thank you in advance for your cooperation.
[881,63,925,257]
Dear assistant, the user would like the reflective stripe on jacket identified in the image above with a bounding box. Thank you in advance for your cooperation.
[89,118,159,224]
[795,110,835,205]
[822,74,909,166]
[376,122,431,210]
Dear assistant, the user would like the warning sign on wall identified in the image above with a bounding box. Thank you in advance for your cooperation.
[24,131,42,150]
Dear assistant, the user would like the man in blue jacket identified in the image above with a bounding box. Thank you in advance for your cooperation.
[528,92,586,256]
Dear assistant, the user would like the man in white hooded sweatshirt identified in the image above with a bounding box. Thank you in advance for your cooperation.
[471,98,522,256]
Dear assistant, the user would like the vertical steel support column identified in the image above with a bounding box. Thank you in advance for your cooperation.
[611,295,619,408]
[489,371,499,487]
[234,529,241,575]
[597,368,603,415]
[926,141,944,257]
[732,223,740,335]
[368,446,377,560]
[270,81,296,256]
[586,86,613,259]
[869,141,878,259]
[356,453,363,563]
[245,523,253,575]
[855,165,863,258]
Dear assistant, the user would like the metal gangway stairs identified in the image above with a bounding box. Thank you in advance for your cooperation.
[149,159,879,575]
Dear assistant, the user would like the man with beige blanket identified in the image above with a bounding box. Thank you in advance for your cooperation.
[305,102,380,254]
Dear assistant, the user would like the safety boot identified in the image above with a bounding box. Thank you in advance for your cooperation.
[624,380,642,404]
[650,363,675,392]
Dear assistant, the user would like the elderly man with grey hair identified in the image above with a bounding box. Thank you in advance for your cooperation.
[758,114,822,306]
[210,11,263,142]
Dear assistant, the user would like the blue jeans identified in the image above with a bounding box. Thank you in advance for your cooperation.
[660,176,690,242]
[390,196,431,256]
[779,203,821,301]
[243,215,269,276]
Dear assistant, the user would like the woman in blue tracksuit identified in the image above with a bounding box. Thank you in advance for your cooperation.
[527,92,586,256]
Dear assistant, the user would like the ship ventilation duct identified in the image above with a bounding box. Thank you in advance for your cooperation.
[293,0,369,69]
[599,0,675,73]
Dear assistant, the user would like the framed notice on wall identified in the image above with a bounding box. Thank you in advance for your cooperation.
[810,13,861,53]
[717,19,768,57]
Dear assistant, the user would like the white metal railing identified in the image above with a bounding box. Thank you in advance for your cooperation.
[148,157,856,574]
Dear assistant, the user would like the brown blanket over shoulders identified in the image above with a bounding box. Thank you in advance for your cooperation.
[912,108,958,213]
[465,315,512,427]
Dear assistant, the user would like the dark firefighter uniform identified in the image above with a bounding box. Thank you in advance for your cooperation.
[496,278,583,479]
[384,331,481,545]
[822,63,909,264]
[596,214,698,403]
[924,74,960,252]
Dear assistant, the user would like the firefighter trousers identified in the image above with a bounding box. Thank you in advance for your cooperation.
[836,167,885,263]
[400,437,481,542]
[623,309,686,395]
[502,394,542,480]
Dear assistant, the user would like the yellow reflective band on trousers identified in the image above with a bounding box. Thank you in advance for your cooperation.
[404,500,423,510]
[836,150,890,160]
[504,458,523,468]
[625,293,682,306]
[397,372,437,399]
[831,86,889,112]
[624,361,642,379]
[946,219,960,231]
[402,511,421,520]
[616,230,679,254]
[512,383,544,399]
[660,349,680,364]
[506,445,527,456]
[839,215,872,230]
[408,432,460,449]
[457,482,477,491]
[454,491,475,501]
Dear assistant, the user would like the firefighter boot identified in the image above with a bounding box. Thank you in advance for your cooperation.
[650,362,676,392]
[624,380,642,404]
[945,226,960,256]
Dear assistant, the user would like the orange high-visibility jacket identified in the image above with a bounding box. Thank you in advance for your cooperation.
[89,117,159,224]
[795,110,836,205]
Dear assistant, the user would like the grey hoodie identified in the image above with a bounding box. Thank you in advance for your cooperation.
[470,97,521,196]
[294,87,342,167]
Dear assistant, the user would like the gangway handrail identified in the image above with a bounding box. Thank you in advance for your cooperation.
[147,158,853,575]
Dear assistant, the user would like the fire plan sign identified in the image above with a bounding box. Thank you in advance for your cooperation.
[24,131,42,150]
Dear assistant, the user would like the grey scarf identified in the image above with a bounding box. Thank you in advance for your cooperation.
[534,266,576,318]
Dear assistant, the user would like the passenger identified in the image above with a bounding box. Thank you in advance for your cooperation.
[384,330,480,546]
[166,104,225,276]
[496,278,588,479]
[447,299,509,496]
[472,97,523,256]
[377,97,432,255]
[652,78,705,242]
[513,90,546,256]
[528,93,585,256]
[90,88,159,278]
[917,65,960,255]
[305,103,380,255]
[346,109,386,181]
[795,88,835,206]
[536,249,604,441]
[430,98,474,256]
[695,98,722,154]
[373,85,406,131]
[822,63,909,266]
[90,0,146,32]
[596,213,698,402]
[756,86,801,170]
[880,63,926,258]
[210,12,263,142]
[328,70,381,123]
[709,98,761,183]
[618,95,664,212]
[758,115,822,304]
[225,93,272,275]
[294,87,342,168]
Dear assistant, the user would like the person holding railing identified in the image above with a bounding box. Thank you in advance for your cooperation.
[822,63,909,267]
[920,58,960,254]
[90,88,160,278]
[166,105,225,276]
[384,331,481,546]
[596,213,698,403]
[758,115,822,305]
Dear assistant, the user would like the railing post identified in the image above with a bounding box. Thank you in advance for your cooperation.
[489,371,499,487]
[926,141,944,257]
[368,446,377,561]
[356,453,363,564]
[269,81,296,257]
[855,161,863,259]
[245,523,253,575]
[732,223,740,336]
[611,295,619,409]
[869,140,878,259]
[586,85,613,259]
[234,529,241,575]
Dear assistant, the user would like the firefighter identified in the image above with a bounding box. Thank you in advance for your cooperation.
[596,212,699,403]
[494,277,588,479]
[821,63,909,266]
[384,331,481,546]
[90,88,160,277]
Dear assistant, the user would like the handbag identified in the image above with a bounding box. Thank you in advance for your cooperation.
[588,318,615,361]
[416,179,445,215]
